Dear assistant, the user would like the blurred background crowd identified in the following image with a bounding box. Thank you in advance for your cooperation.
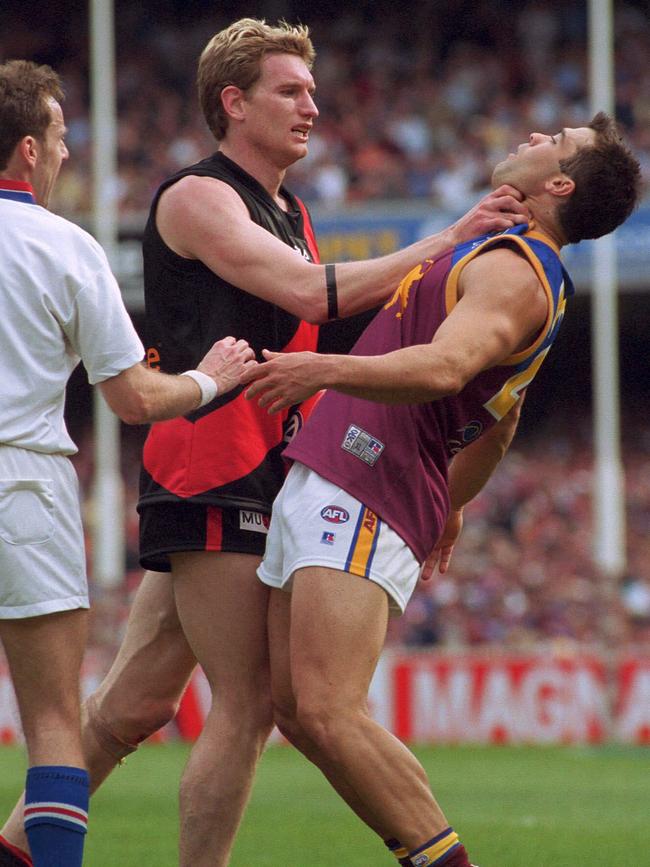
[2,0,649,216]
[1,0,649,660]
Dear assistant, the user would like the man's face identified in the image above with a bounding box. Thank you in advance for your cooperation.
[492,126,595,195]
[32,97,69,207]
[239,52,318,169]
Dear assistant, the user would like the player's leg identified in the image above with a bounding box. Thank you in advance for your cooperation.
[269,587,385,834]
[289,566,471,866]
[171,551,273,867]
[268,588,413,866]
[259,463,421,864]
[0,450,92,866]
[0,611,87,764]
[1,570,197,857]
[0,610,89,867]
[83,569,197,770]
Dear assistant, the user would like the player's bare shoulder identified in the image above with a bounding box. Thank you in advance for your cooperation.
[458,243,548,349]
[156,174,249,258]
[461,244,545,306]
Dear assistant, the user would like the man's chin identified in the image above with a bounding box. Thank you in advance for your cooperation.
[292,142,309,160]
[490,164,510,188]
[281,143,309,169]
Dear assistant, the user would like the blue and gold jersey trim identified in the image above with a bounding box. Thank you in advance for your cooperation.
[442,224,574,422]
[444,224,570,367]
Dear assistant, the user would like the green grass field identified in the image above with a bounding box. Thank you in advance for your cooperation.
[1,742,648,865]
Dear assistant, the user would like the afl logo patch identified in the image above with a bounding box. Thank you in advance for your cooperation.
[320,506,350,524]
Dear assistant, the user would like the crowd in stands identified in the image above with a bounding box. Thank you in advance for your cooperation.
[2,0,649,657]
[1,1,649,218]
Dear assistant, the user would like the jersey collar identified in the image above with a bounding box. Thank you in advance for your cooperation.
[0,179,37,204]
[523,222,561,256]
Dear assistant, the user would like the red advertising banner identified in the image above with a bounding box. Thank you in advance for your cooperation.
[392,654,609,744]
[1,653,649,746]
[614,658,650,744]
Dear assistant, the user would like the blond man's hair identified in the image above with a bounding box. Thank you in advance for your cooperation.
[197,18,315,141]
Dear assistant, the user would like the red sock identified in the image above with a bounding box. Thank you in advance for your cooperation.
[0,835,33,867]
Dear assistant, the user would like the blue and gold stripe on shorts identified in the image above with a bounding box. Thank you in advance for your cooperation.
[344,507,381,578]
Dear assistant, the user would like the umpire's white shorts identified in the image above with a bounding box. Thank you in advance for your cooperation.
[0,444,89,619]
[258,461,420,614]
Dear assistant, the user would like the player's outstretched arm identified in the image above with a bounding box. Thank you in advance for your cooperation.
[243,247,546,413]
[99,336,256,424]
[420,398,524,579]
[157,176,529,323]
[447,395,524,511]
[419,510,465,582]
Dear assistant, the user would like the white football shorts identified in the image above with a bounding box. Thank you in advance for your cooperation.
[258,461,420,614]
[0,444,89,618]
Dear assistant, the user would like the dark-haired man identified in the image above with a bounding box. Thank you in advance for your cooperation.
[243,113,640,867]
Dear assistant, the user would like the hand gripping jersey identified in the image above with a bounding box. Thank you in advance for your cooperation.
[286,225,575,563]
[139,153,320,514]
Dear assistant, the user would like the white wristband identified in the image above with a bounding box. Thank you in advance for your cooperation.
[180,370,218,408]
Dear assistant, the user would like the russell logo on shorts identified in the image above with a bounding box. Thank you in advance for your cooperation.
[320,506,350,524]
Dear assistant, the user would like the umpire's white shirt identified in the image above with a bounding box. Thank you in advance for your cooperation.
[0,196,144,455]
[0,192,144,618]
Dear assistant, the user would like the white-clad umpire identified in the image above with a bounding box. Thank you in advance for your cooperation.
[0,60,256,867]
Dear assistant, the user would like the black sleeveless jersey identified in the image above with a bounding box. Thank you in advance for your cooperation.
[138,152,320,514]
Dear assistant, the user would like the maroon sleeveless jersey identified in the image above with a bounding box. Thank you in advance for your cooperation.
[285,225,574,562]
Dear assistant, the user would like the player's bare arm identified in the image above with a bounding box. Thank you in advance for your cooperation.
[157,174,529,323]
[243,247,547,411]
[448,394,524,511]
[421,398,524,579]
[99,336,256,424]
[420,510,464,581]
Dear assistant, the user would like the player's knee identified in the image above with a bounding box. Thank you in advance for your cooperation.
[272,700,302,747]
[85,691,180,760]
[293,695,343,755]
[259,693,275,735]
[126,696,181,740]
[208,683,274,747]
[240,688,275,739]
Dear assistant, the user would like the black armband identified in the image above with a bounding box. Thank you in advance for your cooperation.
[325,263,338,321]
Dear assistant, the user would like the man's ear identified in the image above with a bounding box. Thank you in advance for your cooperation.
[221,85,246,123]
[18,135,39,169]
[545,173,575,199]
